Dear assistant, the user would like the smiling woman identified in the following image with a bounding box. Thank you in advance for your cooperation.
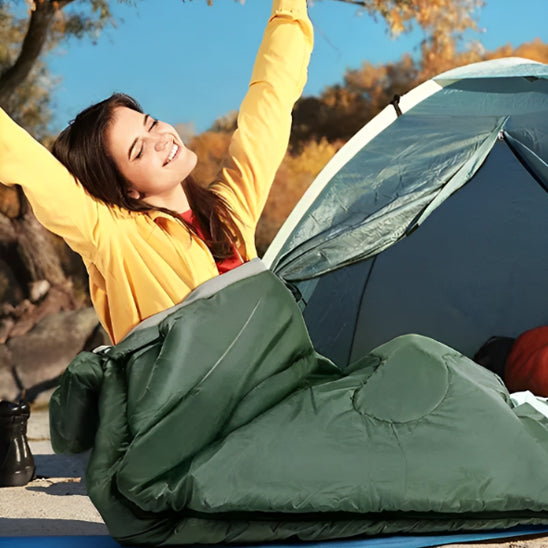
[0,0,314,343]
[52,94,198,214]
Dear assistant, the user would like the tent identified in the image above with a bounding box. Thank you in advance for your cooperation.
[264,57,548,367]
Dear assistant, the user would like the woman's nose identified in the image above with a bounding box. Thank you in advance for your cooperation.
[153,133,169,151]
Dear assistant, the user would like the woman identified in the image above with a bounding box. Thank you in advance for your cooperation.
[0,0,313,344]
[4,2,548,545]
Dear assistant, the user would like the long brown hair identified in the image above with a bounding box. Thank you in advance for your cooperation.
[52,93,240,259]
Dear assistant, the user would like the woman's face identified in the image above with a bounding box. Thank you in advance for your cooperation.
[106,106,197,211]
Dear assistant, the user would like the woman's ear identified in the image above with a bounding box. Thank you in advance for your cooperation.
[127,188,142,200]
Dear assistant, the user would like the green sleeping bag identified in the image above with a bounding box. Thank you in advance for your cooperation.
[50,260,548,545]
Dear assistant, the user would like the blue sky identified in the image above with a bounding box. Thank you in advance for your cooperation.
[46,0,547,135]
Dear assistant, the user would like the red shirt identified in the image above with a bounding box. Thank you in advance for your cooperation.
[180,210,243,275]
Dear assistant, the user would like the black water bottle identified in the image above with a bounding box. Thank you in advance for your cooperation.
[0,400,35,487]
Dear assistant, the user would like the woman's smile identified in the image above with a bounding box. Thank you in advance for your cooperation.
[164,143,180,166]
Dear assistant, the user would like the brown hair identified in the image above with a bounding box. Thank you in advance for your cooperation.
[52,93,240,259]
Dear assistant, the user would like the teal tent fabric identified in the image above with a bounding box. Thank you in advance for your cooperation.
[264,58,548,363]
[300,140,548,363]
[268,59,548,282]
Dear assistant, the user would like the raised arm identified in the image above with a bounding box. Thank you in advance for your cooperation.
[0,108,102,260]
[212,0,313,256]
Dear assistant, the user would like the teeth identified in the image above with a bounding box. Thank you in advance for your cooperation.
[167,143,178,164]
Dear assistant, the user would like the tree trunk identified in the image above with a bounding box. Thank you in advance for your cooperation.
[0,0,74,107]
[12,190,67,287]
[0,0,77,294]
[0,212,16,247]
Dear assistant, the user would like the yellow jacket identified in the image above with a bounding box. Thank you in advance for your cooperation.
[0,0,313,343]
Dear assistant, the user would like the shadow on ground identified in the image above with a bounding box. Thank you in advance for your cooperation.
[0,517,109,536]
[26,479,87,496]
[33,452,89,479]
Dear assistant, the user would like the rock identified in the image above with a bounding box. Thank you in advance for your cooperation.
[8,307,100,391]
[0,303,15,316]
[0,344,18,401]
[8,287,74,339]
[13,299,33,316]
[0,317,14,344]
[8,316,36,338]
[29,279,51,303]
[0,258,24,305]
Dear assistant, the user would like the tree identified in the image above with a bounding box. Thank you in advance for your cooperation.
[0,0,136,339]
[0,1,136,122]
[0,2,54,136]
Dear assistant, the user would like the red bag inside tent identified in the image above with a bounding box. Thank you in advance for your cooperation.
[505,326,548,397]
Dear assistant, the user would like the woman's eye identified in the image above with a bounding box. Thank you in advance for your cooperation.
[132,117,157,160]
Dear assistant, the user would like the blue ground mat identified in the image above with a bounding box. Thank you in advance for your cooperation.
[2,527,548,548]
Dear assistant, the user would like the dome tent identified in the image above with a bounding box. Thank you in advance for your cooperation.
[264,58,548,366]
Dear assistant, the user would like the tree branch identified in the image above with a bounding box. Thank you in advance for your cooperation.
[0,0,75,107]
[328,0,372,5]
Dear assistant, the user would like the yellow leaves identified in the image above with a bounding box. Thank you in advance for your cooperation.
[507,38,548,64]
[50,12,67,38]
[386,9,404,36]
[418,38,548,81]
[284,138,340,178]
[188,130,232,186]
[367,0,483,61]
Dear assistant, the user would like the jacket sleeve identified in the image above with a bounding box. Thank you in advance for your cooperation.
[0,108,103,261]
[212,0,313,254]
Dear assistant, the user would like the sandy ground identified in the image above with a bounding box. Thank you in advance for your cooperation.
[0,407,547,547]
[0,407,107,537]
